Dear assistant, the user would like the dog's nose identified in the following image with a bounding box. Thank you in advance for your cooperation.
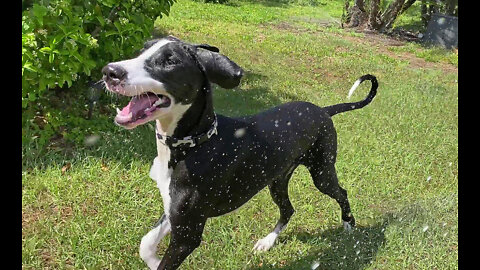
[102,64,127,82]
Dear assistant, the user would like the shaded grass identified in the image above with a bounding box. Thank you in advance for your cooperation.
[22,0,457,269]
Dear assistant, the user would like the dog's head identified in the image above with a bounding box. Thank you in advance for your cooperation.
[102,35,243,129]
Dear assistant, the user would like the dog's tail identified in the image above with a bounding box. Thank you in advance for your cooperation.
[324,74,378,117]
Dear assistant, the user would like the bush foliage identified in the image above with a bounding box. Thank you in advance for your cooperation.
[21,0,175,109]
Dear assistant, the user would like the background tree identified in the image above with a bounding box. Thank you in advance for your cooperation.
[344,0,457,31]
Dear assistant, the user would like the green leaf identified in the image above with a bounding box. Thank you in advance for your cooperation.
[23,62,38,73]
[39,77,47,91]
[85,59,96,68]
[83,65,91,76]
[104,31,119,37]
[94,4,103,16]
[114,21,122,32]
[32,4,48,26]
[71,51,84,62]
[28,92,36,101]
[39,47,52,53]
[96,15,106,27]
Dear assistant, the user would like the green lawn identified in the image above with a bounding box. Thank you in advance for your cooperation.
[22,0,458,269]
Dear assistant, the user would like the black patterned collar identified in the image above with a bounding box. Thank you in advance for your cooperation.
[156,114,218,148]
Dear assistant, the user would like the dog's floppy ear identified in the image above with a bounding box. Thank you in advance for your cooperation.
[195,47,243,89]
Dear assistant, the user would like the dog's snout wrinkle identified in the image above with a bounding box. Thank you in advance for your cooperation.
[102,64,127,82]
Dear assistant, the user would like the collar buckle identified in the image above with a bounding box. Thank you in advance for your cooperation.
[156,114,218,148]
[171,137,196,148]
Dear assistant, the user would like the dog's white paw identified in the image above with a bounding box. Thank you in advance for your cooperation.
[146,258,161,270]
[140,232,161,270]
[140,243,161,270]
[253,232,278,251]
[343,221,353,233]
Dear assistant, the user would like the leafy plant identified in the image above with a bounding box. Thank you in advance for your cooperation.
[22,0,175,109]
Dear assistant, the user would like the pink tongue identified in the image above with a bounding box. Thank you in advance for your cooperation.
[116,94,159,124]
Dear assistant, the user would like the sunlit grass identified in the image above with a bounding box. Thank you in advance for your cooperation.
[22,0,457,269]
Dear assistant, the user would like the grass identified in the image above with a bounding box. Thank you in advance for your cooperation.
[22,0,458,269]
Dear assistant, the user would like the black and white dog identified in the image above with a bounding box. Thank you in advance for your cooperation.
[102,35,378,270]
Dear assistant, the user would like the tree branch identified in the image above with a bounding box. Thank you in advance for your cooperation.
[380,0,406,30]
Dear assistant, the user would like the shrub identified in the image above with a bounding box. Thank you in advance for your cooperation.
[21,0,175,109]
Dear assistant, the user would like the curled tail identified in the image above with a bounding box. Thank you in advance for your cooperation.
[324,74,378,117]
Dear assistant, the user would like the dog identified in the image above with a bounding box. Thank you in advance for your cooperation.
[102,35,378,270]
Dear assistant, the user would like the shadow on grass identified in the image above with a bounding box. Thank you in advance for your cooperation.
[250,218,390,270]
[213,70,287,116]
[249,199,443,270]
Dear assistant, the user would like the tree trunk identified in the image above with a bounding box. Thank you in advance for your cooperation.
[367,0,381,30]
[355,0,365,11]
[350,0,422,31]
[348,0,367,27]
[380,0,406,30]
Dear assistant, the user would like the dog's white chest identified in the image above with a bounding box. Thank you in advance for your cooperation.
[149,156,172,217]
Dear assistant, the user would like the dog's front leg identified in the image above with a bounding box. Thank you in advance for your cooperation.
[140,214,171,270]
[157,219,206,270]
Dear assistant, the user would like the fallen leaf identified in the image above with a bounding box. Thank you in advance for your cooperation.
[101,161,109,172]
[61,163,71,175]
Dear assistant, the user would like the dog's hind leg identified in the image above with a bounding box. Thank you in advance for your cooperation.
[140,214,171,270]
[309,164,355,231]
[304,123,355,231]
[254,169,295,251]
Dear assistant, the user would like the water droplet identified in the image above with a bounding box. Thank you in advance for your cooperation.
[84,134,100,146]
[234,128,246,138]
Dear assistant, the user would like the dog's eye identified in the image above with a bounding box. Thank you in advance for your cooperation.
[155,53,179,67]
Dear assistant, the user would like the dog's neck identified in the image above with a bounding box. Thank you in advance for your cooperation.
[172,89,215,139]
[155,89,215,162]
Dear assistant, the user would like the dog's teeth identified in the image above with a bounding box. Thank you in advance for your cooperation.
[153,99,164,107]
[116,108,121,114]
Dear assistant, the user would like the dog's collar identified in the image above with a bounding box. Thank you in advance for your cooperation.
[156,114,218,148]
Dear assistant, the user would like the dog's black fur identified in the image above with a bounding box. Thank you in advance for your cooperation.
[102,36,378,270]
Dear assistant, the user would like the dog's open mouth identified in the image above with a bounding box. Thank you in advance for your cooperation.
[115,92,172,126]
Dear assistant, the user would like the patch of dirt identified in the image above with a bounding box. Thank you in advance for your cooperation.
[266,21,311,34]
[339,29,457,73]
[263,20,457,74]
